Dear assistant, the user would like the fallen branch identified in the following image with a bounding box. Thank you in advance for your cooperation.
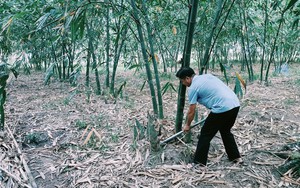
[0,166,31,188]
[6,126,38,188]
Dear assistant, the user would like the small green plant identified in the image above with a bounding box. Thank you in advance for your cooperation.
[63,90,77,105]
[75,120,87,130]
[91,113,104,127]
[110,133,119,143]
[284,98,296,105]
[23,132,49,145]
[24,133,41,144]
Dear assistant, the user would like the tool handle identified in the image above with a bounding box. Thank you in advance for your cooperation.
[160,118,206,145]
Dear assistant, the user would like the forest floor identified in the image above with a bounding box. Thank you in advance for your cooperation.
[1,64,300,188]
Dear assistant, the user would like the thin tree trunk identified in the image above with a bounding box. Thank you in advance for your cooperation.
[105,1,110,88]
[142,0,164,119]
[265,12,284,83]
[260,0,268,82]
[200,0,236,74]
[130,0,158,116]
[174,42,181,72]
[200,0,223,74]
[175,0,199,133]
[62,40,66,80]
[241,1,254,81]
[110,19,129,96]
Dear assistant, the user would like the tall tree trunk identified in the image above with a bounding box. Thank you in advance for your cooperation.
[110,19,129,96]
[105,1,110,88]
[142,0,164,119]
[241,1,254,81]
[260,0,268,82]
[200,0,223,74]
[265,12,284,83]
[175,0,199,133]
[200,0,236,74]
[174,42,181,72]
[87,23,102,95]
[86,25,91,87]
[130,0,159,116]
[62,40,66,80]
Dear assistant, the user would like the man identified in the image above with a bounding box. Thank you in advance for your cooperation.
[176,67,242,166]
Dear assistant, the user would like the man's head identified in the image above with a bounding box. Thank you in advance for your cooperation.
[176,67,195,87]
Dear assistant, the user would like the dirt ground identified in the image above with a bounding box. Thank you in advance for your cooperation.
[1,65,300,188]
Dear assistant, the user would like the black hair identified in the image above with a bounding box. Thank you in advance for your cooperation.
[175,67,195,79]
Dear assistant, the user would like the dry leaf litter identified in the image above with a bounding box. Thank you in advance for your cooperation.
[0,67,299,188]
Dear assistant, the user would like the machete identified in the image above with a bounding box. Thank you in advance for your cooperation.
[160,118,206,145]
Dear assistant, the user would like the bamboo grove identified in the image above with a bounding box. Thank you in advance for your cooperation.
[0,0,299,130]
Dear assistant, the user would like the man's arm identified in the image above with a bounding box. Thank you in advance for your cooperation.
[183,104,196,132]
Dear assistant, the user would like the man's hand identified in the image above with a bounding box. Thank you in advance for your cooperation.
[183,124,190,133]
[183,104,196,133]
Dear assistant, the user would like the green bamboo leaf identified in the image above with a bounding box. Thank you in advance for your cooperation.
[117,81,127,96]
[133,124,138,140]
[1,16,13,35]
[161,82,170,95]
[140,80,146,92]
[283,0,299,13]
[35,13,51,30]
[128,64,141,70]
[10,68,18,79]
[161,82,177,95]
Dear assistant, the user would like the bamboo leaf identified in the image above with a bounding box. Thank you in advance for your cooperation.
[133,124,138,141]
[283,0,299,13]
[35,13,51,30]
[83,130,93,145]
[140,80,146,92]
[92,128,102,140]
[117,81,127,96]
[234,77,243,98]
[161,82,170,95]
[161,82,177,95]
[80,125,91,142]
[235,72,246,90]
[154,54,160,63]
[128,64,141,70]
[172,26,177,35]
[1,17,13,35]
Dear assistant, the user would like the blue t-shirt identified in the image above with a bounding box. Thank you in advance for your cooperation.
[188,74,240,113]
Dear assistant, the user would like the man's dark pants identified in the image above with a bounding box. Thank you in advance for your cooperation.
[194,107,241,165]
